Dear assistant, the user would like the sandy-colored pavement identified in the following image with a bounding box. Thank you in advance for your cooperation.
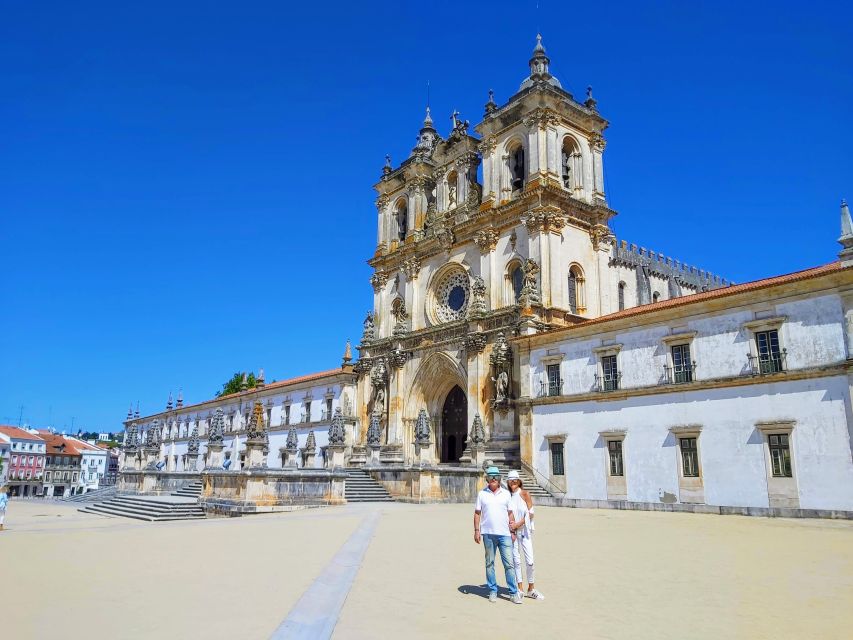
[3,500,853,640]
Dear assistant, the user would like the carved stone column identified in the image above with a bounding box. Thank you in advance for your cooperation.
[204,443,224,470]
[327,408,346,469]
[280,426,299,468]
[414,409,434,467]
[301,430,317,468]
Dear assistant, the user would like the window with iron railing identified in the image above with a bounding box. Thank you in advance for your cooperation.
[595,355,621,391]
[547,364,562,396]
[749,330,786,375]
[664,344,696,384]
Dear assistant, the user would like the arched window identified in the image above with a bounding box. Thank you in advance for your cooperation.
[653,291,660,303]
[568,265,585,314]
[509,143,525,191]
[395,198,408,241]
[447,170,458,209]
[505,261,524,305]
[618,281,626,311]
[561,137,581,191]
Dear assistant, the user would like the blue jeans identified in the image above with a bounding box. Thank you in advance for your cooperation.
[483,534,517,595]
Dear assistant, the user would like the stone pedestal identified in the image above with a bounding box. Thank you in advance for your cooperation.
[184,453,200,473]
[301,447,316,469]
[244,439,267,469]
[142,446,160,470]
[415,441,433,467]
[367,444,381,466]
[280,446,299,468]
[469,444,486,468]
[141,471,159,494]
[327,444,345,469]
[122,450,137,471]
[205,443,225,470]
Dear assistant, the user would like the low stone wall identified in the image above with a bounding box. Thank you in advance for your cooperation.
[198,468,347,516]
[117,470,197,496]
[536,495,853,519]
[366,465,483,503]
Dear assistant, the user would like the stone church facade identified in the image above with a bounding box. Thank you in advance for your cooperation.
[120,37,853,516]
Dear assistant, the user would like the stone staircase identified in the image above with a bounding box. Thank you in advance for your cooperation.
[63,486,117,503]
[497,467,553,501]
[79,494,206,522]
[172,480,202,499]
[345,468,394,503]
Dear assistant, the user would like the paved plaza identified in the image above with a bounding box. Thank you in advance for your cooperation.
[2,500,853,639]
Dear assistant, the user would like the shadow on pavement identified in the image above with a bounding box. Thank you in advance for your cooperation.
[458,584,510,600]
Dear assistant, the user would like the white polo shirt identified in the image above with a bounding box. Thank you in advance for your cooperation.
[475,485,512,536]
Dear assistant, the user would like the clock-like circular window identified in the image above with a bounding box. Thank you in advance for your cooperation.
[435,270,470,323]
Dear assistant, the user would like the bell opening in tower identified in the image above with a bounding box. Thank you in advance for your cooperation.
[440,385,468,463]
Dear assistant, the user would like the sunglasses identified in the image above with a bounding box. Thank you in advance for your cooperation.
[487,475,500,481]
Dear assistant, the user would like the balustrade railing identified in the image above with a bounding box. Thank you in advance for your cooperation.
[594,372,622,392]
[747,350,787,375]
[662,362,696,385]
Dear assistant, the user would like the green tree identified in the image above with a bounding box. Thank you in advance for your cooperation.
[215,372,257,397]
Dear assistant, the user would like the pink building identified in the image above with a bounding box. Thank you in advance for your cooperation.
[0,426,46,496]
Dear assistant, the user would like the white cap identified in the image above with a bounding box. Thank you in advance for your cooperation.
[507,470,520,480]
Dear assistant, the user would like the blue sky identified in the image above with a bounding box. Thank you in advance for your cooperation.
[1,1,851,431]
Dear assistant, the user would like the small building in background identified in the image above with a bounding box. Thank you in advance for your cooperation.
[0,426,46,496]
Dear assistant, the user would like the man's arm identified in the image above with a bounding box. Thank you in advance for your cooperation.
[507,508,517,540]
[473,510,481,544]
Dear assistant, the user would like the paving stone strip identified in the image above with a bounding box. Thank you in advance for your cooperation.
[270,508,381,640]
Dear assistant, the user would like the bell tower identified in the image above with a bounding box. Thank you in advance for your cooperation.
[356,35,618,471]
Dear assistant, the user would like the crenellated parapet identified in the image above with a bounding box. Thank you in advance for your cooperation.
[610,238,731,291]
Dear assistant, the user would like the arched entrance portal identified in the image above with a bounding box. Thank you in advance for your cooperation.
[441,385,468,463]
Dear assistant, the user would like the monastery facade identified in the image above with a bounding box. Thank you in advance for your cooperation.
[120,37,853,517]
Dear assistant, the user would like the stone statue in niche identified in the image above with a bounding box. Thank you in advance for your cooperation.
[492,370,509,404]
[448,182,457,208]
[489,331,513,414]
[370,357,388,415]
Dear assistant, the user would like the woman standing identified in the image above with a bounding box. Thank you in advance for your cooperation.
[506,470,544,599]
[0,485,9,532]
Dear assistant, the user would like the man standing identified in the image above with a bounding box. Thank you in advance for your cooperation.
[474,466,522,604]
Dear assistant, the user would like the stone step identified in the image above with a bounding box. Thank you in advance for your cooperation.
[80,494,207,522]
[91,500,205,516]
[344,470,393,503]
[80,504,206,522]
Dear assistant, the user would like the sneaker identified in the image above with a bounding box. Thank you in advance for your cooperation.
[526,589,545,600]
[511,591,524,604]
[488,591,497,603]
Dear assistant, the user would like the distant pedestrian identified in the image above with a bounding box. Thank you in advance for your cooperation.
[0,485,8,531]
[507,470,544,599]
[474,466,522,604]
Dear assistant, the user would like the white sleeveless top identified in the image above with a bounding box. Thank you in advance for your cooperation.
[510,490,530,538]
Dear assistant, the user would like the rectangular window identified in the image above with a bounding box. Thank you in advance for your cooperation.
[547,364,561,396]
[550,442,565,476]
[45,472,51,482]
[602,355,619,391]
[11,455,17,465]
[671,344,693,383]
[768,434,792,477]
[755,330,784,374]
[608,440,624,476]
[680,437,699,477]
[326,398,333,419]
[305,402,312,422]
[284,405,291,425]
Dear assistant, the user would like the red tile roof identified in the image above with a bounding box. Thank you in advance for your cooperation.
[133,368,348,420]
[39,433,83,457]
[535,261,846,338]
[0,426,45,442]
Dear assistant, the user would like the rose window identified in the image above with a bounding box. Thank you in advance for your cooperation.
[435,271,470,323]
